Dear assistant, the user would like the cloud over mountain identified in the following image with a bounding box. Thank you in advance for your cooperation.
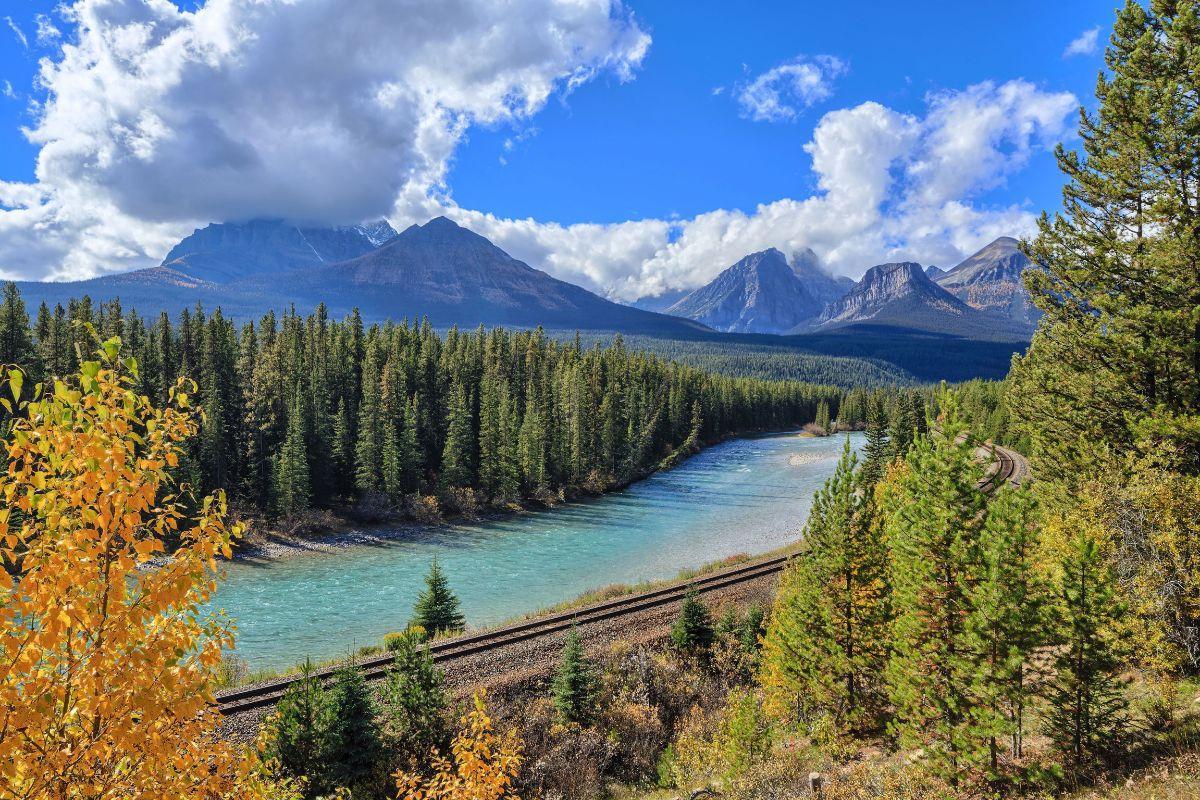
[0,0,648,279]
[446,80,1075,301]
[0,2,1076,305]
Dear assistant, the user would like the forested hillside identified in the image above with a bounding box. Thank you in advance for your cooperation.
[0,286,845,523]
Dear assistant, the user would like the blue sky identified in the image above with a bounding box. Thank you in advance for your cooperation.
[447,0,1111,225]
[0,1,1113,296]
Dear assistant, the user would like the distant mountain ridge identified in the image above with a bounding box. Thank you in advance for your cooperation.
[15,217,707,336]
[163,219,398,283]
[934,236,1040,331]
[813,261,993,334]
[659,237,1037,339]
[665,248,824,333]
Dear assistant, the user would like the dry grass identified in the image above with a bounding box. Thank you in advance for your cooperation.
[1068,753,1200,799]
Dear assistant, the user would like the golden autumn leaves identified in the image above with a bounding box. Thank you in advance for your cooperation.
[0,333,522,799]
[0,336,262,799]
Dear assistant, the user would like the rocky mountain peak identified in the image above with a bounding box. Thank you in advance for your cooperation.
[935,236,1039,331]
[665,248,823,334]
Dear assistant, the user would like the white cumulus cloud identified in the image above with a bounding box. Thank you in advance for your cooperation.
[736,55,847,122]
[1064,26,1100,58]
[0,2,1077,305]
[0,0,649,279]
[34,13,62,47]
[433,80,1077,301]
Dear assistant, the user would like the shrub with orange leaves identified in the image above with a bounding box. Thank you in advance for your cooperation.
[395,690,522,800]
[0,336,270,799]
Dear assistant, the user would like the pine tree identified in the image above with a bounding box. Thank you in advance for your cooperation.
[411,559,466,637]
[1011,1,1200,475]
[265,660,334,799]
[275,387,311,516]
[761,440,889,731]
[381,632,450,771]
[1044,534,1128,773]
[883,401,989,783]
[551,628,597,725]
[671,590,715,653]
[324,664,384,794]
[965,484,1049,772]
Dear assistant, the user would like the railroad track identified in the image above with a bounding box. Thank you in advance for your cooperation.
[217,554,789,715]
[216,439,1032,717]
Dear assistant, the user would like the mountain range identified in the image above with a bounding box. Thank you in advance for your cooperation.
[15,217,706,336]
[13,216,1038,373]
[654,236,1038,339]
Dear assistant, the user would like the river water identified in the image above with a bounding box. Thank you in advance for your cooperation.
[215,431,863,671]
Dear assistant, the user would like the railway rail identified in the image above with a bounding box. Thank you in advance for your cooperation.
[216,438,1031,717]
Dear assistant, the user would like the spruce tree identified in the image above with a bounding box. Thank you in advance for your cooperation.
[761,440,889,731]
[355,341,383,493]
[0,283,33,370]
[496,382,521,502]
[1044,534,1128,773]
[381,632,450,771]
[518,402,547,490]
[439,381,474,489]
[477,369,502,500]
[551,628,597,725]
[381,420,404,503]
[887,396,916,460]
[324,664,384,794]
[410,559,466,637]
[671,589,715,653]
[265,660,334,799]
[814,399,831,435]
[275,387,311,516]
[330,398,353,497]
[860,398,890,487]
[398,395,423,492]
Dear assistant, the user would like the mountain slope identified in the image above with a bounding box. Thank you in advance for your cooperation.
[935,236,1039,330]
[162,219,397,283]
[271,217,707,332]
[17,217,707,336]
[666,248,824,334]
[810,261,1011,337]
[630,288,690,312]
[789,248,853,306]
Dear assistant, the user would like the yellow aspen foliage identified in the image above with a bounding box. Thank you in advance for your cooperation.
[1038,468,1200,675]
[395,690,521,800]
[0,336,269,799]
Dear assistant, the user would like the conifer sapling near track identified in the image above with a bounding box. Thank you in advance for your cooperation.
[411,559,466,638]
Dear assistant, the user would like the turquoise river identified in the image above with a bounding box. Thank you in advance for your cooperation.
[214,430,864,671]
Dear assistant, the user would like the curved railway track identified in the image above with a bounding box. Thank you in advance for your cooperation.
[217,439,1031,717]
